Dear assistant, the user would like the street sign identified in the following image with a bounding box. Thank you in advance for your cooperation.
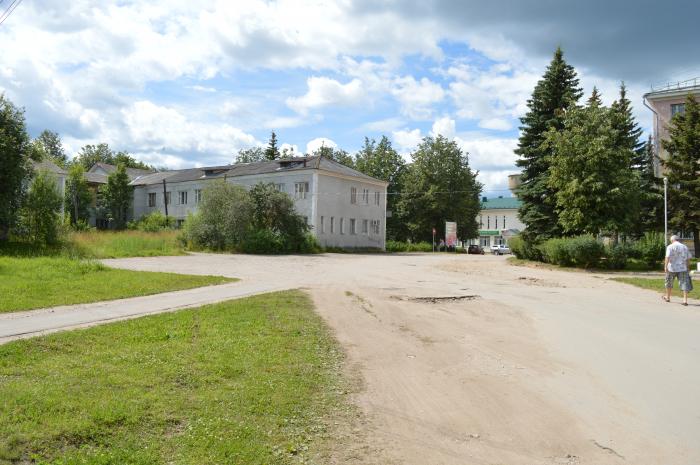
[445,222,457,248]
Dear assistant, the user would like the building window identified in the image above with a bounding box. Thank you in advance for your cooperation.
[495,216,498,229]
[194,189,202,204]
[295,182,309,199]
[304,216,308,225]
[487,216,490,229]
[330,217,335,234]
[362,219,368,234]
[350,218,356,235]
[148,193,156,207]
[362,188,369,204]
[371,219,380,235]
[503,215,506,229]
[340,218,345,234]
[178,191,188,205]
[320,216,325,234]
[479,215,483,228]
[275,183,285,192]
[165,191,171,205]
[374,191,380,205]
[176,219,185,228]
[350,187,357,204]
[671,103,685,117]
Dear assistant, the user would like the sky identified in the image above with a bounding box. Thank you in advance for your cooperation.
[1,0,698,196]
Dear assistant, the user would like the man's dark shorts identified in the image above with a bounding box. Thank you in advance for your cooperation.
[665,271,694,292]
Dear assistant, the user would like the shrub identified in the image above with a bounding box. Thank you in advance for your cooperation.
[240,229,285,254]
[19,170,64,246]
[130,212,175,232]
[603,244,628,270]
[634,232,665,267]
[508,235,542,261]
[566,235,604,268]
[385,240,433,252]
[539,238,573,266]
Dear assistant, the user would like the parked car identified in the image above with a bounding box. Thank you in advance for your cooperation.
[490,244,511,255]
[467,244,485,255]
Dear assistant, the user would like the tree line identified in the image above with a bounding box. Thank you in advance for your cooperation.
[516,48,699,257]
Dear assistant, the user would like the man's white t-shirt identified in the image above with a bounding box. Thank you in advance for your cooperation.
[666,241,691,272]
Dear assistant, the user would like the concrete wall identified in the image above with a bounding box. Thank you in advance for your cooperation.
[314,172,386,249]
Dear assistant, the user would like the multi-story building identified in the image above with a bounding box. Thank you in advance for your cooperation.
[474,196,524,249]
[130,155,388,250]
[643,78,700,175]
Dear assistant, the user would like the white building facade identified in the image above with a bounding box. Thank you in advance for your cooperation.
[474,197,524,248]
[130,156,388,250]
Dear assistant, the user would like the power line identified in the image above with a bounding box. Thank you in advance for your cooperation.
[0,0,23,27]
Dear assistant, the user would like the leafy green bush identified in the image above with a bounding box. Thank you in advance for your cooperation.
[385,240,433,252]
[603,244,628,270]
[539,238,573,266]
[633,232,665,267]
[19,170,65,246]
[566,235,604,268]
[508,236,542,260]
[129,211,175,232]
[240,229,285,254]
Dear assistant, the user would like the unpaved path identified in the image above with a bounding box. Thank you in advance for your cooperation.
[4,253,699,464]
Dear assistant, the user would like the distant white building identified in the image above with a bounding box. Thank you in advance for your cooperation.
[130,156,388,250]
[473,196,524,249]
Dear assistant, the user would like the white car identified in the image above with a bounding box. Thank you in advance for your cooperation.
[490,244,511,255]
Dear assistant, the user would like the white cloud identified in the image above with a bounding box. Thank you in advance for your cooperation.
[306,137,337,154]
[287,77,364,115]
[362,117,405,133]
[392,128,423,154]
[391,76,445,120]
[430,117,456,139]
[455,136,519,193]
[279,143,302,157]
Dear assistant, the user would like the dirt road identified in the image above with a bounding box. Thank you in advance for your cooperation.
[20,253,700,464]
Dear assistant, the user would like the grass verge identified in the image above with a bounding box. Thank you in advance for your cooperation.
[612,277,699,300]
[70,230,184,259]
[0,256,235,313]
[0,291,346,464]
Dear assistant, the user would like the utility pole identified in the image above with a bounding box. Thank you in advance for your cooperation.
[163,179,168,217]
[663,177,668,245]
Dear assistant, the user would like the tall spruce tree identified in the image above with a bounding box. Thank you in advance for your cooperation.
[264,131,280,160]
[662,94,700,256]
[515,47,583,242]
[635,137,663,234]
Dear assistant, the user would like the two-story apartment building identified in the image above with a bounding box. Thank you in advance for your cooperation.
[130,156,388,249]
[475,196,524,249]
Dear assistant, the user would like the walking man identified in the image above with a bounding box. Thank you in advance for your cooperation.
[663,235,693,306]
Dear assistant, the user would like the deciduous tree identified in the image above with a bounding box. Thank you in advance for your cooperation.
[99,164,132,229]
[36,130,68,167]
[21,170,63,245]
[65,164,92,226]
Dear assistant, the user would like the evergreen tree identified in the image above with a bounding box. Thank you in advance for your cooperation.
[515,47,583,242]
[36,130,68,167]
[264,131,280,160]
[611,83,644,159]
[547,100,639,236]
[587,86,602,106]
[99,164,132,229]
[0,94,31,241]
[396,136,482,242]
[662,94,700,256]
[354,136,407,239]
[635,137,664,234]
[21,170,64,245]
[65,164,92,226]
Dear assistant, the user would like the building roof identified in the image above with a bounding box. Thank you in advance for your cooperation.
[129,155,387,187]
[481,197,521,210]
[31,159,67,175]
[644,80,700,100]
[85,163,154,184]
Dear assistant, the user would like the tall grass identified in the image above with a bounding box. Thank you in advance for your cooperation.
[69,230,184,259]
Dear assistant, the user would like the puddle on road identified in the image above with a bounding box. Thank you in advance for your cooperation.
[391,295,480,303]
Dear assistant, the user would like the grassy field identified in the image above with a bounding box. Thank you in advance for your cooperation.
[613,277,699,300]
[70,230,184,258]
[0,291,346,464]
[0,256,235,313]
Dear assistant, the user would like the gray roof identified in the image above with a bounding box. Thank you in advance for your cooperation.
[86,163,154,184]
[32,159,67,175]
[129,156,387,187]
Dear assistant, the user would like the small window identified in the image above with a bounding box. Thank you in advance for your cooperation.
[487,216,490,229]
[671,103,685,117]
[371,219,380,235]
[178,191,188,205]
[275,183,285,192]
[148,192,156,207]
[194,189,202,204]
[362,219,368,234]
[340,218,345,234]
[330,217,335,234]
[479,215,483,228]
[350,218,356,235]
[362,189,369,204]
[176,219,185,228]
[374,192,380,205]
[304,216,308,225]
[495,216,498,229]
[503,215,506,229]
[320,216,325,234]
[165,191,171,205]
[295,182,309,200]
[350,187,357,204]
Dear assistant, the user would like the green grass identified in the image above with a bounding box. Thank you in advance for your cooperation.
[613,277,699,299]
[70,230,185,259]
[0,256,235,313]
[0,291,345,464]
